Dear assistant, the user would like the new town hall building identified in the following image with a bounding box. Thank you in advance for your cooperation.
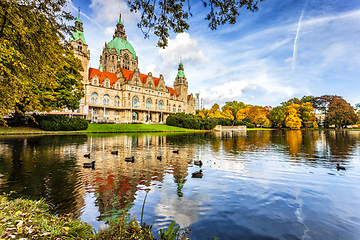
[68,14,196,123]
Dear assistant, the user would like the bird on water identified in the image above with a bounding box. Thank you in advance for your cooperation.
[192,170,203,178]
[125,156,135,163]
[83,161,95,168]
[336,163,346,171]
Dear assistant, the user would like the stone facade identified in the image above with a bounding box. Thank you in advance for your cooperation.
[68,14,196,123]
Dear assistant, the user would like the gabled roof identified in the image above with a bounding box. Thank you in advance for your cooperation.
[88,68,165,90]
[167,87,179,97]
[88,68,118,86]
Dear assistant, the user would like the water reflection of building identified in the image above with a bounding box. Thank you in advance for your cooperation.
[79,134,195,221]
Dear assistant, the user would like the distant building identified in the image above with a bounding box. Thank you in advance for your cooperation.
[195,93,204,111]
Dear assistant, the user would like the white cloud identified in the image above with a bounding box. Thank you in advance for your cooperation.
[200,80,257,105]
[89,0,139,24]
[158,33,209,66]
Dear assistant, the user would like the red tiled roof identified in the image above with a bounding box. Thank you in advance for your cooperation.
[121,68,134,82]
[90,68,161,87]
[187,94,191,100]
[167,87,179,97]
[88,68,118,86]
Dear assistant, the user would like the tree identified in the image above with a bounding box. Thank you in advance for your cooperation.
[236,108,249,121]
[281,97,301,107]
[222,100,245,118]
[0,0,84,123]
[312,95,341,127]
[270,106,286,128]
[128,0,265,48]
[208,103,222,118]
[300,102,316,128]
[221,107,234,120]
[254,115,271,128]
[285,104,302,130]
[300,95,314,104]
[327,97,358,128]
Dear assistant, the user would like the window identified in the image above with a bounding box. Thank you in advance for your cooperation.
[94,79,97,85]
[103,94,109,106]
[105,109,109,115]
[173,104,176,112]
[114,96,120,107]
[146,113,151,121]
[158,101,163,110]
[115,111,119,115]
[91,93,98,105]
[132,112,138,120]
[132,96,139,108]
[178,105,181,112]
[146,98,152,109]
[93,109,98,114]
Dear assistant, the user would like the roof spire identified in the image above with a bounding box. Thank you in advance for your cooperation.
[78,7,81,19]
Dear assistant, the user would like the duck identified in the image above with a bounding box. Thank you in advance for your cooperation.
[84,153,90,158]
[194,160,203,166]
[111,151,118,155]
[336,163,346,171]
[191,170,203,178]
[173,150,179,154]
[125,156,135,163]
[157,156,162,161]
[83,161,95,168]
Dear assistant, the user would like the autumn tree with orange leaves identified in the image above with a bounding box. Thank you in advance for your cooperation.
[327,97,358,128]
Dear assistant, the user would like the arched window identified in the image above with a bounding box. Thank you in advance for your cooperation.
[103,94,109,106]
[132,112,138,120]
[178,105,181,112]
[132,96,139,108]
[114,96,120,107]
[105,81,109,88]
[158,101,163,110]
[146,98,152,109]
[94,79,97,85]
[173,104,176,112]
[146,113,151,121]
[91,92,98,105]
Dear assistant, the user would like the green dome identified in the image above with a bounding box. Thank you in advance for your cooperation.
[107,37,136,60]
[177,70,185,78]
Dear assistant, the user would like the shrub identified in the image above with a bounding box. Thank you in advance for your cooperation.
[166,113,216,130]
[32,115,88,131]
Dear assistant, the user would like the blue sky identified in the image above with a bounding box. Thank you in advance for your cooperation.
[68,0,360,108]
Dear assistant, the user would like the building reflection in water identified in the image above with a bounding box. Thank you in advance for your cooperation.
[79,134,195,223]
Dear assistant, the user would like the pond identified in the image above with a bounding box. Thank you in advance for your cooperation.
[0,130,360,239]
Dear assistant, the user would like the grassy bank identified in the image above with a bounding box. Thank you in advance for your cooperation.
[0,194,188,239]
[0,123,198,135]
[80,123,198,133]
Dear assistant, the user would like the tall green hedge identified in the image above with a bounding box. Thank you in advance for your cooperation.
[166,113,217,130]
[32,115,88,131]
[166,114,254,130]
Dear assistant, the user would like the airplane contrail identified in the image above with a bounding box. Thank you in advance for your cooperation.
[292,1,308,74]
[72,6,105,31]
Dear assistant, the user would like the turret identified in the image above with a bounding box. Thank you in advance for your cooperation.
[173,59,188,101]
[69,7,90,84]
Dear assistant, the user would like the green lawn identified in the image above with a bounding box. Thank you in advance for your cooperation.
[0,123,198,135]
[80,123,198,133]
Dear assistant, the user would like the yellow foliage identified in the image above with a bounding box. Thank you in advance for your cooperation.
[222,108,234,120]
[285,104,302,130]
[236,108,248,121]
[197,111,205,118]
